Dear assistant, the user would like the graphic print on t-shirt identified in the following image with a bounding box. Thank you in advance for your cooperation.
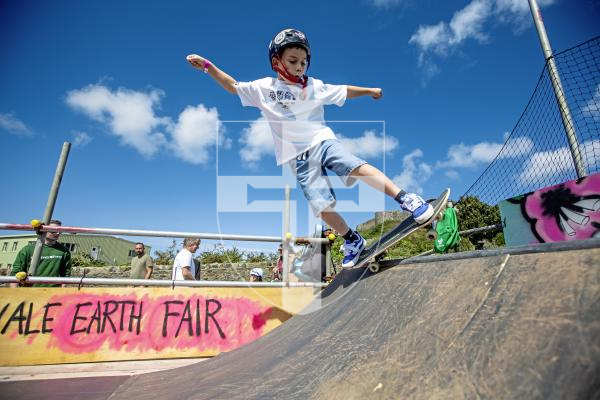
[237,77,347,164]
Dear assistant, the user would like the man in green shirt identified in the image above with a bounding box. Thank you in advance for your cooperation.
[10,219,71,287]
[130,242,153,280]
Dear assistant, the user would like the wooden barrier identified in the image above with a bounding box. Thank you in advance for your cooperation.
[0,286,315,366]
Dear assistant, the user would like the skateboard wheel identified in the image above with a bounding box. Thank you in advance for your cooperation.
[427,229,437,240]
[327,233,336,241]
[30,219,41,228]
[368,263,380,273]
[15,271,27,281]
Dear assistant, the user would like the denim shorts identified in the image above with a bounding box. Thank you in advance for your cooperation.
[288,139,367,217]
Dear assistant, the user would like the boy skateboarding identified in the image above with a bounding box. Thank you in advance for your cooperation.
[187,28,434,267]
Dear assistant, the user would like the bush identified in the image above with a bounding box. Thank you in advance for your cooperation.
[154,240,178,265]
[456,196,502,248]
[199,244,278,264]
[72,252,107,267]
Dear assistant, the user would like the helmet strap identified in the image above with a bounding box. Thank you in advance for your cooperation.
[273,57,308,88]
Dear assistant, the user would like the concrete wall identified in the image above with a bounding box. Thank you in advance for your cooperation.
[0,262,280,283]
[71,262,278,282]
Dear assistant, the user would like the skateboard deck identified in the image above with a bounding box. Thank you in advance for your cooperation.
[349,188,451,273]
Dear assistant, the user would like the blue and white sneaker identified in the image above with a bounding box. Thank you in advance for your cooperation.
[341,233,366,268]
[400,193,434,224]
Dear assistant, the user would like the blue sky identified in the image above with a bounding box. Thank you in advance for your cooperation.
[1,0,599,255]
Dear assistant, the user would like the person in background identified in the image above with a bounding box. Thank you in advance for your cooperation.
[272,244,284,281]
[10,219,71,287]
[129,242,153,280]
[172,238,200,281]
[272,244,296,281]
[250,267,264,282]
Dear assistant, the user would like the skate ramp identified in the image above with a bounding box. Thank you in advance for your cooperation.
[106,241,600,399]
[2,241,599,399]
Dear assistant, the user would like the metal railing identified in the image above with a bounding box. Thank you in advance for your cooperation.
[1,141,333,286]
[0,276,328,288]
[0,223,330,244]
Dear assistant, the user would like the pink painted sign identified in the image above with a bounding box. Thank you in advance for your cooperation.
[0,290,292,360]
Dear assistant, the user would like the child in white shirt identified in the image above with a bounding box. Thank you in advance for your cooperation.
[186,28,433,268]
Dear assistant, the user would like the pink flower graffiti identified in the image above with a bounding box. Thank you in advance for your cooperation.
[523,174,600,242]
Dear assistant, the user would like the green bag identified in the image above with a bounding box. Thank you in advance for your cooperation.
[434,207,460,253]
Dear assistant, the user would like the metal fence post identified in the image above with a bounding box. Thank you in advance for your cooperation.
[528,0,587,178]
[29,142,71,275]
[325,242,332,277]
[282,185,291,284]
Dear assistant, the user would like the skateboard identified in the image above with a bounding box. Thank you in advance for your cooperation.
[349,188,451,273]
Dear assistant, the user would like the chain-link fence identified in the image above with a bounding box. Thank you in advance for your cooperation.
[462,36,600,205]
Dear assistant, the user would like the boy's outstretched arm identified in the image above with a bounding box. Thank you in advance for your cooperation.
[187,54,238,94]
[347,86,383,100]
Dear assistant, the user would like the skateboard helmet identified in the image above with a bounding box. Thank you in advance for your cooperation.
[268,28,311,71]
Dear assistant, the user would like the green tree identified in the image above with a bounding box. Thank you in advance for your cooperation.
[456,196,504,248]
[154,240,178,265]
[200,244,246,264]
[246,251,273,263]
[71,252,107,267]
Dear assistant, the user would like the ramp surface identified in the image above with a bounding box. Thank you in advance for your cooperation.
[2,242,599,399]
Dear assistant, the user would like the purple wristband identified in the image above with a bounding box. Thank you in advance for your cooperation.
[203,60,212,73]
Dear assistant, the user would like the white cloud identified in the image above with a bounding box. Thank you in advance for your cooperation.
[368,0,402,9]
[72,131,92,147]
[170,104,223,165]
[582,85,600,121]
[495,0,556,31]
[450,0,491,45]
[66,84,169,158]
[0,113,33,136]
[409,0,491,56]
[389,133,531,191]
[518,139,600,184]
[238,116,275,169]
[409,0,556,77]
[436,136,532,169]
[499,136,534,157]
[438,141,503,168]
[66,84,226,165]
[391,149,434,194]
[337,130,399,159]
[445,170,461,180]
[518,146,573,184]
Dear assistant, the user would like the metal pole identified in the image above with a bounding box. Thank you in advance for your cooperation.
[282,185,291,284]
[528,0,586,178]
[0,276,328,288]
[29,142,71,275]
[0,223,330,244]
[459,224,503,237]
[325,242,332,277]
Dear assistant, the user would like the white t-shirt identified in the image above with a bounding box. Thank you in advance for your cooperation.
[236,77,347,165]
[172,248,196,281]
